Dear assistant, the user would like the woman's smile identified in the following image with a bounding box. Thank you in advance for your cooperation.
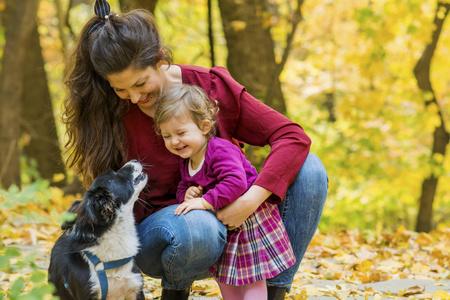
[106,64,166,117]
[139,94,151,104]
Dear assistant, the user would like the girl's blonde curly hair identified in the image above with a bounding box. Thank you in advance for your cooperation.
[154,84,219,139]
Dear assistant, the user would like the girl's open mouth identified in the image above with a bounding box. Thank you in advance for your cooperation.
[176,145,188,152]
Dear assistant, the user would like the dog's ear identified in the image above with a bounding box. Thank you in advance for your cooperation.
[84,186,117,227]
[68,187,117,244]
[61,200,81,230]
[68,200,82,213]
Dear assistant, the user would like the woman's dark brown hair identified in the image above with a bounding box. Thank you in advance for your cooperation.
[62,9,172,187]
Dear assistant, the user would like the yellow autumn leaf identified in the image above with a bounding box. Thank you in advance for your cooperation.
[262,11,274,29]
[295,290,308,299]
[434,290,450,300]
[355,259,373,272]
[437,5,447,19]
[415,232,434,248]
[230,20,247,32]
[431,248,447,260]
[402,286,425,296]
[52,173,66,183]
[410,262,431,274]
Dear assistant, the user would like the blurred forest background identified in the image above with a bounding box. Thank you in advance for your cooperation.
[1,0,450,298]
[1,0,450,234]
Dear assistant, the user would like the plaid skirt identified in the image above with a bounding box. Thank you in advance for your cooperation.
[209,201,296,286]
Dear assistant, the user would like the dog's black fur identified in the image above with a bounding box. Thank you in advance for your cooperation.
[48,160,147,300]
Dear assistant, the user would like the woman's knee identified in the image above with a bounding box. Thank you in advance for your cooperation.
[160,209,227,288]
[292,153,328,197]
[171,209,227,268]
[300,153,327,181]
[136,206,226,278]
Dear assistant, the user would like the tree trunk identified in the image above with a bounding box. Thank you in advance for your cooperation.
[21,22,67,187]
[413,2,450,232]
[0,0,39,188]
[119,0,157,14]
[208,0,216,67]
[218,0,286,114]
[219,0,305,168]
[54,0,69,58]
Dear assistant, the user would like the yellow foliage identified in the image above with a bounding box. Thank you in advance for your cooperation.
[355,259,373,272]
[52,173,66,183]
[295,290,308,299]
[434,290,450,300]
[415,232,434,248]
[230,20,247,32]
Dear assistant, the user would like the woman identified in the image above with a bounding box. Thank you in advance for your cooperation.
[63,1,328,299]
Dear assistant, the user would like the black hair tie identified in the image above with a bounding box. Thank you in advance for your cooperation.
[94,0,111,20]
[88,0,112,34]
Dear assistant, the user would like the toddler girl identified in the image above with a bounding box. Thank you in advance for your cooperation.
[154,84,295,300]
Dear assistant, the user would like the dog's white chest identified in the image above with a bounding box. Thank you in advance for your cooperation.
[107,271,143,299]
[86,257,143,300]
[85,212,142,299]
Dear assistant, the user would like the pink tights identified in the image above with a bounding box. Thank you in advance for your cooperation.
[217,279,267,300]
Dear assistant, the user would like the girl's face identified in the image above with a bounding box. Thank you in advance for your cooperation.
[159,113,211,165]
[106,62,164,117]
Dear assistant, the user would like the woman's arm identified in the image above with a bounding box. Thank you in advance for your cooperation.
[232,89,311,202]
[209,66,311,203]
[216,185,272,230]
[210,67,311,227]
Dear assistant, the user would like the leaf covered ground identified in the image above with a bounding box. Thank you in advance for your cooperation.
[1,185,450,299]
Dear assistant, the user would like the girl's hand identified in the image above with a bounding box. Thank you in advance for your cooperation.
[185,185,203,201]
[175,197,213,215]
[216,185,271,230]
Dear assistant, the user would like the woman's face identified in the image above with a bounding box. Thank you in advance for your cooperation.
[106,62,163,116]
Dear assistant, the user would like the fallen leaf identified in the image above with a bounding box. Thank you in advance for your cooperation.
[399,285,425,296]
[434,290,450,299]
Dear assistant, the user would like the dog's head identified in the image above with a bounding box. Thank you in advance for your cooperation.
[63,160,147,244]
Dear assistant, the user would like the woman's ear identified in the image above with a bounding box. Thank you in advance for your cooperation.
[200,120,212,135]
[156,60,164,68]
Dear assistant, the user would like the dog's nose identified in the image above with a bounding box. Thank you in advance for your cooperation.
[130,159,138,163]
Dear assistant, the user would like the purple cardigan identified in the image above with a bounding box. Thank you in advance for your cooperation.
[176,137,258,211]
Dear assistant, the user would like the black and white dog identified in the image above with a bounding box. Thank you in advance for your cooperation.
[48,160,147,300]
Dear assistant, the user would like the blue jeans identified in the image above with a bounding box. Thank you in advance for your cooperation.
[135,153,327,290]
[267,153,328,290]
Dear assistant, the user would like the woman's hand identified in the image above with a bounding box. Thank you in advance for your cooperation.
[216,185,272,230]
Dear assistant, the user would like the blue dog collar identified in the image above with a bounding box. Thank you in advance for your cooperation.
[83,250,133,300]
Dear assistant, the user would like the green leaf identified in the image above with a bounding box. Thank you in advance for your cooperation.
[5,247,21,257]
[0,255,9,269]
[10,278,26,298]
[30,271,46,283]
[7,185,20,194]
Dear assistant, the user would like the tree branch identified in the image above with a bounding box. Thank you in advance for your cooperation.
[265,0,304,106]
[413,2,450,95]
